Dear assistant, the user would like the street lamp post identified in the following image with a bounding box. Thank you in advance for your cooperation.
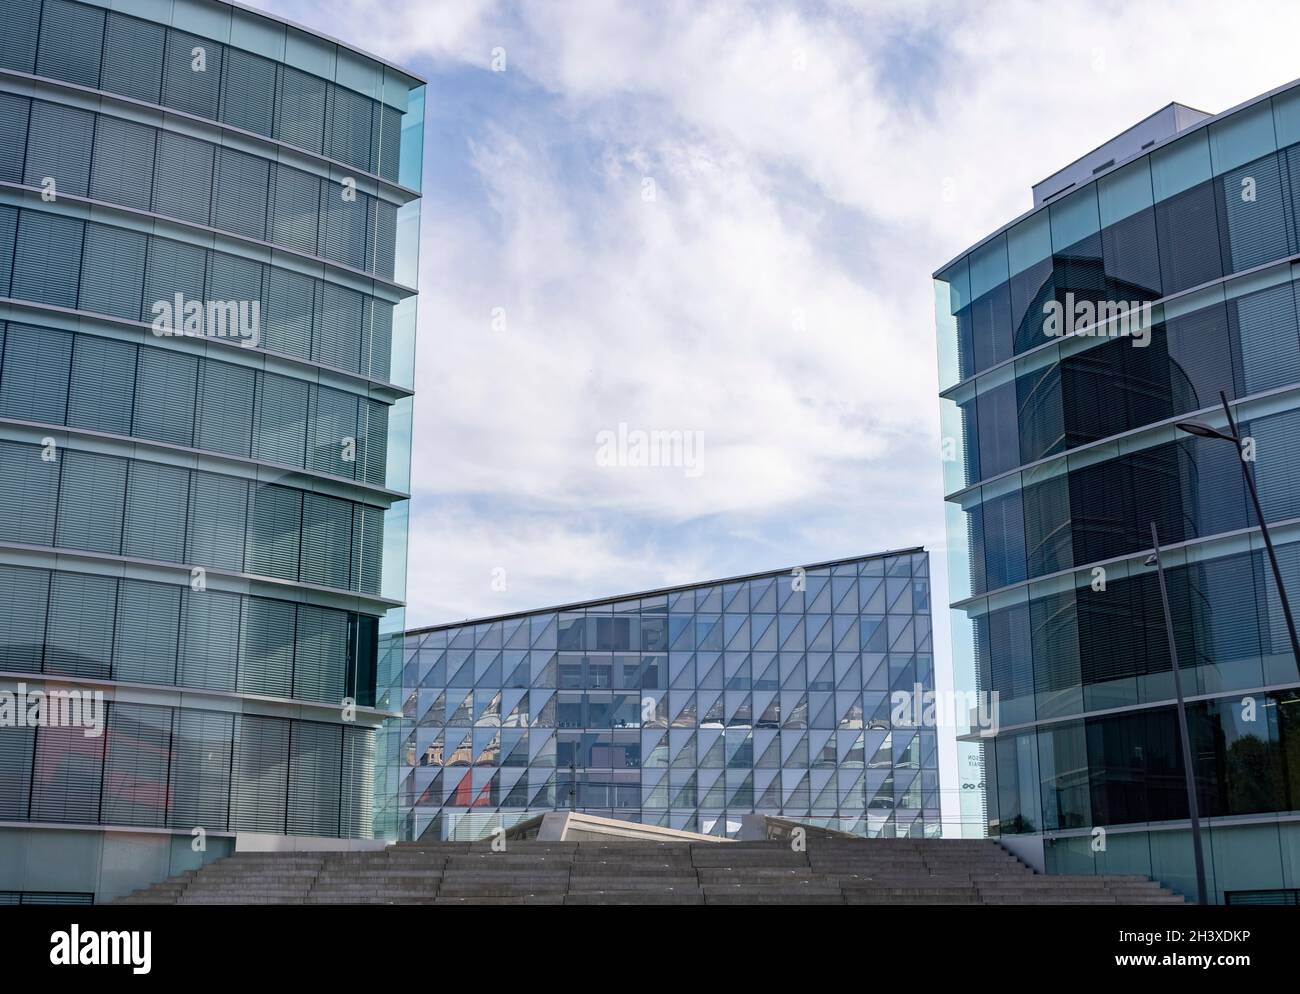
[1145,522,1208,906]
[1176,390,1300,670]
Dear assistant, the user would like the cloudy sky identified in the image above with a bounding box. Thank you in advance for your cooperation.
[259,0,1300,638]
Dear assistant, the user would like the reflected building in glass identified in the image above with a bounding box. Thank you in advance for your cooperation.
[936,91,1300,902]
[398,550,938,841]
[0,0,422,902]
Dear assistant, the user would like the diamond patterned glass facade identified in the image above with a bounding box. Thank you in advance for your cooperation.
[397,551,938,841]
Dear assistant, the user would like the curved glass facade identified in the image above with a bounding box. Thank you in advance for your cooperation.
[936,85,1300,900]
[0,0,422,901]
[398,551,938,842]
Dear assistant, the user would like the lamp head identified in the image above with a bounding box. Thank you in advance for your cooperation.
[1176,420,1235,443]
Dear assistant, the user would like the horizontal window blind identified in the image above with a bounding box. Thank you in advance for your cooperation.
[368,199,397,280]
[294,604,348,705]
[44,571,116,679]
[54,450,126,555]
[11,212,84,308]
[143,234,206,312]
[308,385,359,479]
[24,100,94,197]
[0,323,72,425]
[374,105,403,183]
[90,117,156,212]
[132,347,197,447]
[162,30,222,121]
[361,400,389,487]
[177,589,239,692]
[314,283,363,372]
[0,209,12,294]
[320,187,369,271]
[0,726,35,820]
[67,335,137,436]
[254,373,309,466]
[205,251,263,317]
[0,94,30,185]
[277,67,326,155]
[152,132,214,226]
[78,224,147,321]
[0,441,59,546]
[121,460,189,563]
[230,714,289,833]
[212,149,269,240]
[363,300,393,382]
[326,86,373,172]
[186,471,248,572]
[220,47,276,138]
[30,724,105,824]
[195,360,255,457]
[168,710,232,831]
[263,268,315,361]
[36,0,103,87]
[101,12,165,103]
[238,597,295,698]
[245,484,302,582]
[0,564,49,673]
[352,504,384,595]
[112,579,180,686]
[0,0,40,73]
[269,165,320,255]
[287,721,341,837]
[101,702,172,828]
[300,493,352,590]
[340,726,375,838]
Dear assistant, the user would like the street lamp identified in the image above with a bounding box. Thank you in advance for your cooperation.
[1144,523,1208,906]
[1176,390,1300,670]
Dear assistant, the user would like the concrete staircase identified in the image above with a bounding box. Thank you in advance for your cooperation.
[114,838,1185,905]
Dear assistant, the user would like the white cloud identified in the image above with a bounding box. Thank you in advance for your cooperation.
[257,0,1300,626]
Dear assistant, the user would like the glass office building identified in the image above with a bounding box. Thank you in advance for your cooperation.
[0,0,422,901]
[937,87,1300,901]
[397,551,939,841]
